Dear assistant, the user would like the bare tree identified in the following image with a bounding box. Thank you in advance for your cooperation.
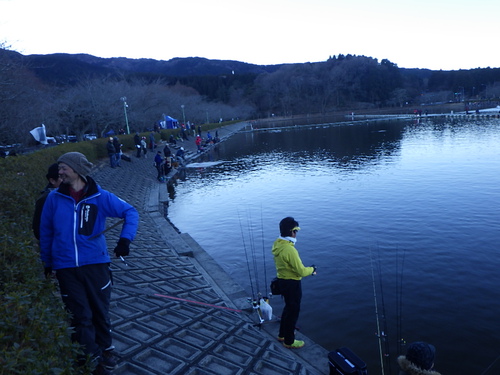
[0,45,49,146]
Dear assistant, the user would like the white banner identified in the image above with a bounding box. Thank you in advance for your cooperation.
[30,124,47,144]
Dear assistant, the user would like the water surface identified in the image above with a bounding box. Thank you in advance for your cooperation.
[167,117,500,374]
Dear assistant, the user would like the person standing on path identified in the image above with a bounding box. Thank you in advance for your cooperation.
[134,132,141,158]
[163,144,172,158]
[154,151,164,181]
[113,137,122,167]
[141,137,147,158]
[149,131,155,151]
[272,217,316,349]
[195,134,202,152]
[39,152,139,374]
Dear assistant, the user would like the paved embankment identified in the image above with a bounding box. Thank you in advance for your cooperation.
[91,122,330,374]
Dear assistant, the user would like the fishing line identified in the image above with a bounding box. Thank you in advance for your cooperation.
[245,209,260,295]
[396,246,406,355]
[153,293,242,312]
[238,209,256,299]
[480,353,500,375]
[370,246,386,375]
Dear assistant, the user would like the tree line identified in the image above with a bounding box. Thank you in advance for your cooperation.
[2,45,500,149]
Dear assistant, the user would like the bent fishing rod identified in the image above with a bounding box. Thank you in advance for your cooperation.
[88,219,128,265]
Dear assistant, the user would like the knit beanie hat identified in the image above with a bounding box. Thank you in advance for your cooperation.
[406,341,435,370]
[57,152,93,177]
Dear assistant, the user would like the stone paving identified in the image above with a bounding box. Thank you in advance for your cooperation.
[90,123,330,375]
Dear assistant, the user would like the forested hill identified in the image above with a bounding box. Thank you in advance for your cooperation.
[20,52,281,83]
[18,51,500,106]
[2,47,500,147]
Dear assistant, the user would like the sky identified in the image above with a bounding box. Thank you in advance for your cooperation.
[1,0,499,71]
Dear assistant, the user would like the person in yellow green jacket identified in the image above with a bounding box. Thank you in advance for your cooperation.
[272,216,317,349]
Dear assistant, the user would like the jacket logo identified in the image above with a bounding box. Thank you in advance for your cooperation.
[79,203,98,236]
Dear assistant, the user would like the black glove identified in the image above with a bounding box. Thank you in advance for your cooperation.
[44,267,52,278]
[114,238,131,257]
[311,265,317,275]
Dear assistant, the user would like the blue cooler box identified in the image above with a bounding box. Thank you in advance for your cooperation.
[328,347,367,375]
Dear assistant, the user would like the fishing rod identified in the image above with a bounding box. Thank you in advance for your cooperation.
[88,219,129,266]
[238,208,274,327]
[245,210,260,295]
[395,246,406,355]
[238,209,257,301]
[376,247,392,375]
[88,219,124,240]
[260,206,270,297]
[370,247,386,375]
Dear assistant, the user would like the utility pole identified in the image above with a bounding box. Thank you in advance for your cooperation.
[121,97,130,134]
[181,104,186,126]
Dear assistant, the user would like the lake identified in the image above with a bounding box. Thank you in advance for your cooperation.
[166,116,500,375]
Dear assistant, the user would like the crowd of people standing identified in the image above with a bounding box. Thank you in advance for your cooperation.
[106,124,223,184]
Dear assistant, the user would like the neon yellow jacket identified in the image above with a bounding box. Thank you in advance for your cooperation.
[272,237,314,280]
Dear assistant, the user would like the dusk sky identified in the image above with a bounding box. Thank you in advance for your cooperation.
[1,0,498,71]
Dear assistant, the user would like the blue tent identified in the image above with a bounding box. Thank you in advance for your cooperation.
[162,115,179,129]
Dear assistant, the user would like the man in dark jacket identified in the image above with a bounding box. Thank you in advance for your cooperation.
[40,152,139,374]
[112,136,121,167]
[32,163,62,240]
[175,147,186,166]
[134,132,141,158]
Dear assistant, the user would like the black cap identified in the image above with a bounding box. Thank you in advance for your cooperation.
[46,163,59,181]
[279,217,299,237]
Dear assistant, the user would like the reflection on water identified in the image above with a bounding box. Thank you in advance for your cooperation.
[167,117,500,375]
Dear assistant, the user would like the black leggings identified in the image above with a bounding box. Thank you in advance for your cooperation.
[278,279,302,345]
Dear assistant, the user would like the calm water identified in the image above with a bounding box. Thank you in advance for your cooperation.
[166,117,500,375]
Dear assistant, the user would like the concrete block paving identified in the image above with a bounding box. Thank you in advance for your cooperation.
[90,123,329,374]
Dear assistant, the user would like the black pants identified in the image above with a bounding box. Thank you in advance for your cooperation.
[156,165,163,180]
[56,264,112,358]
[278,279,302,345]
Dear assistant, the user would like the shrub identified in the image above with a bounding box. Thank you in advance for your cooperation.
[0,142,103,374]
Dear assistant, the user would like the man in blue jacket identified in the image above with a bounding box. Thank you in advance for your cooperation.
[40,152,139,375]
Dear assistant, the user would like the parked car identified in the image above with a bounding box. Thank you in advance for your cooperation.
[83,133,97,141]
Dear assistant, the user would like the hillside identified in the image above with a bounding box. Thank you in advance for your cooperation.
[21,53,283,85]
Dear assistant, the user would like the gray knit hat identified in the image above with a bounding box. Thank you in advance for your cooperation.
[57,152,93,177]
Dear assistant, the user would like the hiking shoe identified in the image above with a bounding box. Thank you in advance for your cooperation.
[277,336,285,342]
[101,350,118,370]
[283,340,305,349]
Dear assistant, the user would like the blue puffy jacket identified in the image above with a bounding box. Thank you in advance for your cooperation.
[40,176,139,270]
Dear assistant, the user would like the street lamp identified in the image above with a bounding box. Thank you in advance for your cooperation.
[121,97,130,134]
[181,104,186,126]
